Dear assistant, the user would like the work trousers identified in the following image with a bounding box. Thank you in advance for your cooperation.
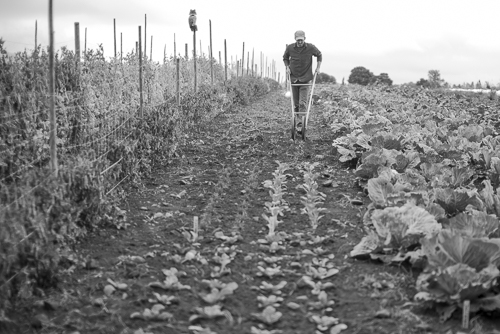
[291,80,311,113]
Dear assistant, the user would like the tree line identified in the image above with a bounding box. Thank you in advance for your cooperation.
[333,66,497,90]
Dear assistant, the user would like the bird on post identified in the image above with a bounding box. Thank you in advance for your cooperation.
[188,9,198,31]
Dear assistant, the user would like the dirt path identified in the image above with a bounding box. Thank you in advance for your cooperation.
[15,89,468,334]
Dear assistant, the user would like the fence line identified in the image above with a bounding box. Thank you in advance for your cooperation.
[1,11,281,221]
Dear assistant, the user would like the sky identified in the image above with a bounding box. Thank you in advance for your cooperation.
[1,0,499,85]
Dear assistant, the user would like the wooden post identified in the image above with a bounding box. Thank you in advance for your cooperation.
[174,33,176,60]
[144,14,147,59]
[260,52,263,77]
[84,27,87,59]
[48,0,58,174]
[135,41,138,55]
[185,43,188,59]
[138,26,143,118]
[251,48,254,77]
[236,60,239,78]
[35,20,37,49]
[209,19,213,85]
[247,51,249,76]
[224,39,227,82]
[164,44,166,63]
[113,19,116,58]
[120,32,122,63]
[193,29,197,92]
[74,22,80,61]
[219,51,221,65]
[265,56,268,78]
[241,42,245,76]
[176,58,180,105]
[150,35,153,60]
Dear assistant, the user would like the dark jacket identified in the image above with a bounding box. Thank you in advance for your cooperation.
[283,42,322,82]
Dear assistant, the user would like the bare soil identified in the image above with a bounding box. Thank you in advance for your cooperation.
[9,89,500,334]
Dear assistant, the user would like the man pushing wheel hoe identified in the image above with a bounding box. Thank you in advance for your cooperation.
[283,30,322,133]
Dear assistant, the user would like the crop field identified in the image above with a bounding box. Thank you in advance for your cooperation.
[2,44,500,334]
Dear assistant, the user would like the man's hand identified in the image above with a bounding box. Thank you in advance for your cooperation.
[315,67,321,74]
[286,66,291,76]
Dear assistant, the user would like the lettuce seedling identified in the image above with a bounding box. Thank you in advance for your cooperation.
[257,295,283,308]
[254,281,287,295]
[130,304,173,321]
[200,282,238,304]
[256,266,283,278]
[251,306,282,325]
[189,305,230,323]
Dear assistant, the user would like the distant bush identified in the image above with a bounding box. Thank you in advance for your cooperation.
[316,72,336,84]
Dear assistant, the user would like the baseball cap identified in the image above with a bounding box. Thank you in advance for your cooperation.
[294,30,305,40]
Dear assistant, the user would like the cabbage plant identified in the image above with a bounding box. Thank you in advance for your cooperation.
[415,230,500,321]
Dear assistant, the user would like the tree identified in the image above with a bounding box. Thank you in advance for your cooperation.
[348,66,374,86]
[316,72,336,84]
[428,70,444,88]
[370,73,393,86]
[416,78,431,88]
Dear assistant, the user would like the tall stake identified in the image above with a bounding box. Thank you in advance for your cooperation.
[84,27,87,59]
[209,19,213,85]
[219,51,221,65]
[241,42,245,77]
[176,58,180,105]
[74,22,80,60]
[48,0,57,174]
[193,29,197,92]
[120,32,122,63]
[174,33,176,60]
[260,52,263,77]
[185,43,188,59]
[224,39,227,82]
[35,20,37,49]
[246,51,249,76]
[144,14,147,59]
[150,35,153,60]
[113,18,116,58]
[251,48,254,77]
[138,26,143,118]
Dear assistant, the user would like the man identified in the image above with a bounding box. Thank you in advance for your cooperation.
[283,30,322,132]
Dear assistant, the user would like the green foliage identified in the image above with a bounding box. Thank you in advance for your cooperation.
[0,43,278,309]
[321,83,500,320]
[370,73,392,86]
[316,72,336,84]
[347,66,374,86]
[428,69,444,88]
[416,78,430,88]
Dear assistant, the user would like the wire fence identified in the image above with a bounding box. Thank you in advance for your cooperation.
[0,39,279,222]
